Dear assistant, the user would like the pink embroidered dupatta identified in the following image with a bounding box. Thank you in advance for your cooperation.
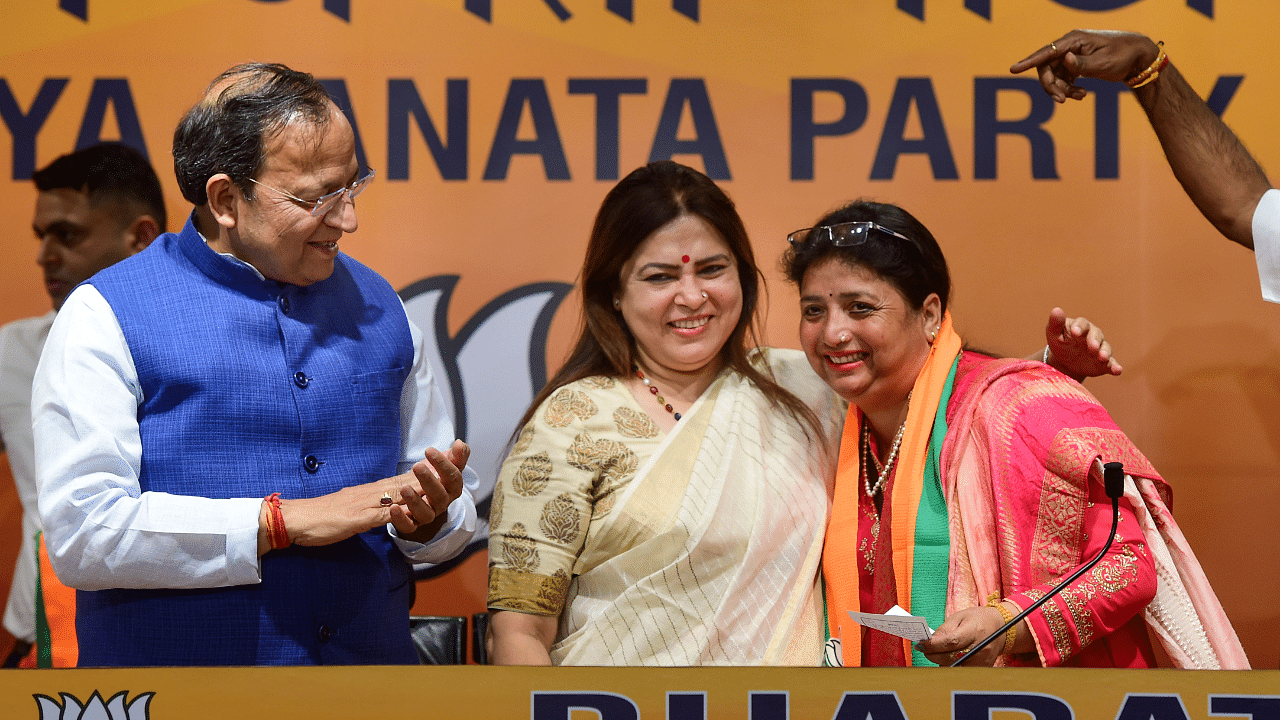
[941,354,1249,669]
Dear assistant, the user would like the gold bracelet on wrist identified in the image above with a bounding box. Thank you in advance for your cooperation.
[986,596,1017,656]
[1126,41,1168,89]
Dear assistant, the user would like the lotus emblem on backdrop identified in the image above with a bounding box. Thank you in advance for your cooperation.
[34,691,153,720]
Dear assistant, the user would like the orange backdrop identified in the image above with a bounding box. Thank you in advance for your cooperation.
[1,0,1277,668]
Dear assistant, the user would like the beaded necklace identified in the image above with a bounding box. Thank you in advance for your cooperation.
[634,366,682,420]
[862,419,906,497]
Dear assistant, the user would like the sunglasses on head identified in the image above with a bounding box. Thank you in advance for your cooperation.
[786,221,916,249]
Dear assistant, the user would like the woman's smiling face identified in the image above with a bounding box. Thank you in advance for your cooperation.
[798,255,936,411]
[616,213,743,378]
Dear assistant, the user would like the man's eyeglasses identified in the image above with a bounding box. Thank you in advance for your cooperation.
[787,221,915,249]
[247,168,376,217]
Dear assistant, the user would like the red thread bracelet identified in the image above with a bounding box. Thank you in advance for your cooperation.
[264,492,290,550]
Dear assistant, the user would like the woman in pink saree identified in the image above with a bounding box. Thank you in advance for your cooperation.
[785,200,1250,669]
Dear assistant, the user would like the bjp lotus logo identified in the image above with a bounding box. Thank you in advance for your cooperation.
[34,691,153,719]
[400,275,571,575]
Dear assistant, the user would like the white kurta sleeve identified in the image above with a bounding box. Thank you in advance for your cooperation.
[387,315,478,563]
[1252,188,1280,304]
[32,285,264,591]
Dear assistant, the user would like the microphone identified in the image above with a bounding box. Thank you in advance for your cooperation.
[949,460,1125,667]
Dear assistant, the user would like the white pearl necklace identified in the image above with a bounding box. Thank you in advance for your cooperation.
[863,419,907,498]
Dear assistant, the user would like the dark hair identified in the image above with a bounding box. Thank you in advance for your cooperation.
[33,143,167,232]
[516,161,819,438]
[781,199,951,313]
[172,62,332,206]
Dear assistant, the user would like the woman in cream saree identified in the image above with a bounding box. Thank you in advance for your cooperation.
[489,350,839,665]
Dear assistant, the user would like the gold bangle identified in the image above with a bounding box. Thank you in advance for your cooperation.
[986,596,1017,656]
[1126,41,1168,88]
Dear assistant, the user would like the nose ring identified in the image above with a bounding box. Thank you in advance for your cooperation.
[701,291,707,299]
[838,331,851,343]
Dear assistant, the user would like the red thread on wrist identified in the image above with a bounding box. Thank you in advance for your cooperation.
[264,492,290,550]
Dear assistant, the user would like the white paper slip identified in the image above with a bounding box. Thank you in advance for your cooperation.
[846,604,935,642]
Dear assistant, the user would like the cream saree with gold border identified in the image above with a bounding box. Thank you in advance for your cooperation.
[550,349,838,665]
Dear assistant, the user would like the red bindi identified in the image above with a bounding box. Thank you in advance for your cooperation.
[681,255,690,263]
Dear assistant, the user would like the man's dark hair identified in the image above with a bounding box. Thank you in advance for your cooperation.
[33,143,167,232]
[172,62,333,206]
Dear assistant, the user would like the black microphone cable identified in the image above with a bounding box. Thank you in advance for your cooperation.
[949,460,1126,667]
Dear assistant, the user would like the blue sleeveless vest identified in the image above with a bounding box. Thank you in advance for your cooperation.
[80,217,417,666]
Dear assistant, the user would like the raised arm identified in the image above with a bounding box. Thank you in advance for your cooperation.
[1011,30,1272,250]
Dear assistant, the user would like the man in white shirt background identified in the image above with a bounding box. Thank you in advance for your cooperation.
[1,143,165,666]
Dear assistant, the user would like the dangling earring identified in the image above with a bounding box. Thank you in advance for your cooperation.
[929,328,938,344]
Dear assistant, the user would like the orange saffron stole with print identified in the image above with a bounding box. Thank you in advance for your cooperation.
[823,312,962,667]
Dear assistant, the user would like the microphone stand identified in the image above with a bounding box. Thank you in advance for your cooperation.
[949,461,1125,667]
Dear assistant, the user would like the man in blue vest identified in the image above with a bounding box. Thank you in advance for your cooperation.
[30,63,478,666]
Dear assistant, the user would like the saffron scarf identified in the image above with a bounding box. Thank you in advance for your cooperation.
[824,312,962,667]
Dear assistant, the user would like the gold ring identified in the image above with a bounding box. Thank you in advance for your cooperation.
[1050,42,1058,51]
[380,491,394,507]
[950,650,966,660]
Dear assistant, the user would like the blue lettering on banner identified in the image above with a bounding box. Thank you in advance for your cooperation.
[319,79,372,174]
[466,0,571,22]
[1068,74,1239,180]
[75,79,148,158]
[1209,695,1280,719]
[973,77,1058,180]
[465,0,698,23]
[54,0,1216,24]
[0,74,1245,182]
[954,692,1072,720]
[1205,76,1244,117]
[668,692,706,720]
[532,692,640,720]
[1053,0,1211,17]
[568,78,648,180]
[790,78,869,181]
[59,0,86,20]
[387,78,469,181]
[62,0,349,23]
[608,0,699,22]
[0,78,68,180]
[871,77,959,181]
[750,692,789,720]
[831,692,909,720]
[1116,694,1192,720]
[897,0,1212,21]
[648,78,731,180]
[1074,78,1126,179]
[484,79,571,181]
[250,0,351,21]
